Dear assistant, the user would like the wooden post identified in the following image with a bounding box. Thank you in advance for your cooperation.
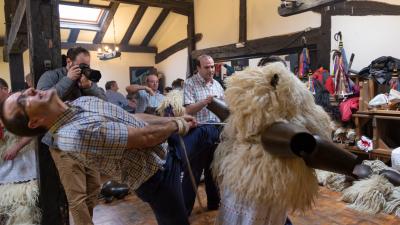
[239,0,247,43]
[26,1,68,225]
[8,53,25,91]
[317,8,331,69]
[187,9,195,76]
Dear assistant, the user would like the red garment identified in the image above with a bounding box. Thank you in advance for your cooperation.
[312,67,335,95]
[339,97,359,122]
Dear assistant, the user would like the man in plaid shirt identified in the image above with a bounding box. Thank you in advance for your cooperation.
[184,55,225,123]
[183,55,224,214]
[0,88,220,225]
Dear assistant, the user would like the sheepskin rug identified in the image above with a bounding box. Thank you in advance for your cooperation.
[317,160,400,218]
[212,62,333,214]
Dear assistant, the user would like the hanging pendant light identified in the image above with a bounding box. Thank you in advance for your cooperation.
[97,18,121,60]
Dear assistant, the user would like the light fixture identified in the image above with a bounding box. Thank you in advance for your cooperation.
[97,19,121,60]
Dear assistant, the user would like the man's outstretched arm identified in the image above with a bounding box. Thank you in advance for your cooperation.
[127,121,178,150]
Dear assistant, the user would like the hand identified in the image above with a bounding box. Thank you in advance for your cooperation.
[3,147,19,161]
[181,115,197,129]
[78,76,92,89]
[144,87,155,96]
[202,96,214,106]
[67,65,82,81]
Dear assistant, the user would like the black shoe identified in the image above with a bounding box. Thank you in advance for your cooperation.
[101,180,130,200]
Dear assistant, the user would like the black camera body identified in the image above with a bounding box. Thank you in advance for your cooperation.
[79,63,102,83]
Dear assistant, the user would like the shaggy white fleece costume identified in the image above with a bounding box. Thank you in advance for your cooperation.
[156,89,185,117]
[212,63,332,225]
[317,160,400,218]
[0,130,40,225]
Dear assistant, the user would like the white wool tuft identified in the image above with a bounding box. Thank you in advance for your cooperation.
[0,180,41,225]
[212,63,333,211]
[342,175,393,214]
[156,89,185,117]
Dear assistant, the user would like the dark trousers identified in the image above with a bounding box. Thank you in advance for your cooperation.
[178,124,221,215]
[135,125,219,225]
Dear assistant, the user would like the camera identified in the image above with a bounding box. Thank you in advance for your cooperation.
[79,63,102,83]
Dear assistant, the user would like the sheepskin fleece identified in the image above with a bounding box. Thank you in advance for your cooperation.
[318,160,400,218]
[0,180,41,225]
[212,63,332,212]
[156,89,185,117]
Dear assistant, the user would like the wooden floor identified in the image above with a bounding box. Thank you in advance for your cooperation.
[81,186,400,225]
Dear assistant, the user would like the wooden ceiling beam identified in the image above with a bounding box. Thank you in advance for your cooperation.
[141,9,169,46]
[278,0,345,17]
[60,1,110,9]
[107,0,192,15]
[93,2,120,44]
[7,0,26,54]
[61,42,157,53]
[67,29,80,43]
[192,28,321,61]
[120,5,147,45]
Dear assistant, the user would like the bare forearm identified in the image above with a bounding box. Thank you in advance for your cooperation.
[126,85,146,94]
[134,113,172,125]
[185,101,206,115]
[127,121,177,149]
[9,137,33,153]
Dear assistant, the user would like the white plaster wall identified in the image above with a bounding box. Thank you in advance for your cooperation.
[247,0,321,40]
[195,0,240,49]
[156,48,188,87]
[0,48,31,88]
[331,15,400,71]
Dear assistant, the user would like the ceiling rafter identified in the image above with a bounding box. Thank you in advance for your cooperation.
[61,42,157,53]
[120,5,147,45]
[60,1,110,9]
[67,29,80,43]
[106,0,193,15]
[141,8,169,46]
[93,2,120,44]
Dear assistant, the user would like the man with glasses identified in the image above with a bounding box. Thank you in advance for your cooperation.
[126,74,164,114]
[0,88,220,225]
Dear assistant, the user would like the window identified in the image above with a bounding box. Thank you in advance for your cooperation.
[59,4,108,31]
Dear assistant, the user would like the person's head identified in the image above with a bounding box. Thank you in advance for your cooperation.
[146,74,159,92]
[105,81,118,91]
[196,55,215,82]
[25,73,33,88]
[66,47,90,69]
[258,56,287,67]
[0,78,9,103]
[172,78,184,89]
[0,88,61,136]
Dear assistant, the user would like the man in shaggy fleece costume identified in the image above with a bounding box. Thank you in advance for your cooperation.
[212,62,334,225]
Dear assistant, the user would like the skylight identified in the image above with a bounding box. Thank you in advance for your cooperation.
[59,4,107,30]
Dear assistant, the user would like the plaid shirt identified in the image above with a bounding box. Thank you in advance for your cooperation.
[183,73,224,122]
[48,96,167,190]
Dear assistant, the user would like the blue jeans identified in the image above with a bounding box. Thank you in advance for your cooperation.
[178,124,221,215]
[135,125,219,225]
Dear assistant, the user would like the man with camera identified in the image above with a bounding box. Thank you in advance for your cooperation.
[37,47,104,225]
